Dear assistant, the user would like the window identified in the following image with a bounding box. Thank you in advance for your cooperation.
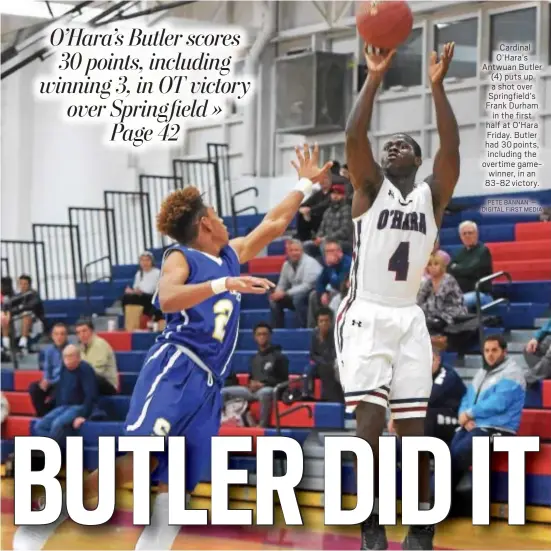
[490,8,537,61]
[383,28,423,89]
[434,18,478,78]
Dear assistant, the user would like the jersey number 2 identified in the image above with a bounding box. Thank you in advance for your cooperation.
[212,298,234,342]
[388,242,410,281]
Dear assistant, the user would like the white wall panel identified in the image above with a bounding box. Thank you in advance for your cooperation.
[378,95,425,134]
[278,1,329,31]
[429,85,479,126]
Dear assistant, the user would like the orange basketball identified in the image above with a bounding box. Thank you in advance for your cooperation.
[356,0,413,50]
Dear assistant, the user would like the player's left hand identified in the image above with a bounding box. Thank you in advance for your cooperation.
[291,143,333,182]
[428,42,455,85]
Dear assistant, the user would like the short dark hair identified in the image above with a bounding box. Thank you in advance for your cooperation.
[484,334,507,350]
[19,274,32,284]
[317,307,333,320]
[157,187,208,245]
[51,322,68,332]
[253,322,272,334]
[75,318,94,331]
[393,133,422,158]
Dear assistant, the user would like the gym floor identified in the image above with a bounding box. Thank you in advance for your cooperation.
[1,480,550,550]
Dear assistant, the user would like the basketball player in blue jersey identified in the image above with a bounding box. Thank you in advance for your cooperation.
[13,144,332,551]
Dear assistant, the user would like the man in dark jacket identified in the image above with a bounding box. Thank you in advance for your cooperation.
[28,323,69,417]
[295,171,332,241]
[222,323,289,427]
[447,221,493,310]
[33,345,98,444]
[309,307,344,402]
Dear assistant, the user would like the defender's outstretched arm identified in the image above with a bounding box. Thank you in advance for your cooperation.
[231,144,332,264]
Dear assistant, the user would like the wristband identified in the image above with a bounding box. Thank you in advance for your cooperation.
[211,277,228,295]
[294,177,313,196]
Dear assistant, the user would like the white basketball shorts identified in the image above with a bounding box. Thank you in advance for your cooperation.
[335,297,432,420]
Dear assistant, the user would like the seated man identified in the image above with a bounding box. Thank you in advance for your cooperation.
[295,171,332,241]
[28,323,69,417]
[309,307,343,402]
[222,323,289,427]
[523,317,551,385]
[447,221,493,310]
[76,319,119,395]
[33,345,98,444]
[269,239,321,328]
[1,275,44,353]
[307,240,351,327]
[451,334,525,488]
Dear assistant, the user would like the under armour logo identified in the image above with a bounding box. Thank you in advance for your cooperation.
[351,320,362,327]
[388,190,395,199]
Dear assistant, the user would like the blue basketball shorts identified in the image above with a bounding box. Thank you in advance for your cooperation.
[124,342,222,489]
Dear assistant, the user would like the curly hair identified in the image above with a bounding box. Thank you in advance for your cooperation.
[156,187,207,244]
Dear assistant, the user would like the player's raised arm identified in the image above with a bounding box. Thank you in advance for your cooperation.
[231,144,332,264]
[345,47,395,198]
[426,42,460,219]
[157,251,275,312]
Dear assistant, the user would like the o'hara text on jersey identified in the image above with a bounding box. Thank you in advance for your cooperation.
[376,209,427,235]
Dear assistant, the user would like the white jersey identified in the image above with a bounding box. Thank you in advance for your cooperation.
[351,177,438,307]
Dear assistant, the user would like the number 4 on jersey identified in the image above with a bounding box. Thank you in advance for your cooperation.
[388,241,410,281]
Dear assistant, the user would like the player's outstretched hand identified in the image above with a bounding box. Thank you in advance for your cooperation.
[226,276,276,295]
[291,143,333,182]
[364,45,396,78]
[428,41,455,85]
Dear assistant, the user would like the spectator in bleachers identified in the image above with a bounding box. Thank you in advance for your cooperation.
[28,322,69,417]
[423,239,450,281]
[523,317,551,385]
[307,241,352,328]
[304,180,353,259]
[1,392,8,426]
[1,275,44,354]
[447,221,493,310]
[222,322,289,427]
[309,307,344,403]
[329,276,350,318]
[450,334,525,488]
[121,251,161,332]
[417,254,467,335]
[340,164,349,180]
[269,240,322,328]
[295,171,333,242]
[75,319,119,395]
[32,345,98,445]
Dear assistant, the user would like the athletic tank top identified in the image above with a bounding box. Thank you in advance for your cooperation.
[153,244,241,378]
[350,178,438,307]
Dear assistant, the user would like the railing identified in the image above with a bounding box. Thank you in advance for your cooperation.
[207,142,233,216]
[230,187,259,238]
[0,240,48,298]
[475,271,512,351]
[1,257,10,278]
[104,191,153,265]
[172,159,223,216]
[138,174,183,250]
[273,372,315,434]
[68,207,117,283]
[32,224,82,299]
[83,256,112,317]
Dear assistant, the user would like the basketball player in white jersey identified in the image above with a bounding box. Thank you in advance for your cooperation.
[338,42,459,550]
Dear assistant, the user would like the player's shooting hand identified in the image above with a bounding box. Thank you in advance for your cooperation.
[291,143,333,183]
[226,276,275,295]
[364,46,396,79]
[428,41,455,85]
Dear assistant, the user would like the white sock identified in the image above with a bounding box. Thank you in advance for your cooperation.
[134,493,181,550]
[12,496,68,550]
[19,336,28,348]
[2,336,10,349]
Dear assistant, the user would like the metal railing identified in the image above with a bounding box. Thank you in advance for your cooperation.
[0,240,48,298]
[173,159,223,216]
[1,257,10,278]
[138,174,183,249]
[230,187,259,238]
[207,142,233,216]
[32,223,82,299]
[475,270,512,351]
[104,190,153,265]
[83,256,112,317]
[68,207,117,282]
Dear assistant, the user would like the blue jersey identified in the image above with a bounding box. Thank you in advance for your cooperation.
[153,244,241,378]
